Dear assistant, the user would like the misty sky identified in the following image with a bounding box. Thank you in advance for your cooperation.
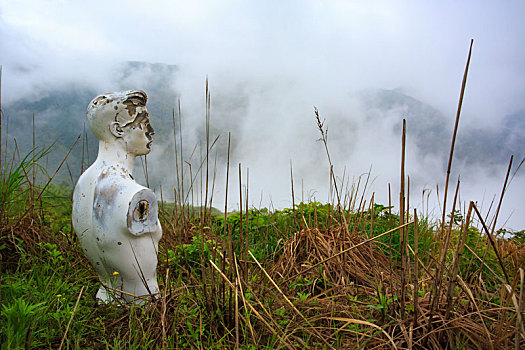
[1,0,524,229]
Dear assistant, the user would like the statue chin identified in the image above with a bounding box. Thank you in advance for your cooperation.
[72,90,162,304]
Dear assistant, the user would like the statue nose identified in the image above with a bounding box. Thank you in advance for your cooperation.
[147,125,155,135]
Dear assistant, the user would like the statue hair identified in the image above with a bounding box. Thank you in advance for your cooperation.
[86,90,148,141]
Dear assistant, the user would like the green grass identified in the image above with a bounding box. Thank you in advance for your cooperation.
[1,139,524,349]
[2,176,523,348]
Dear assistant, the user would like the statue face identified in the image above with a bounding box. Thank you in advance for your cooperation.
[122,107,155,156]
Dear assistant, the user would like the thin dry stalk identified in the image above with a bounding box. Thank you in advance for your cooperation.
[290,161,297,230]
[238,163,243,271]
[209,149,218,209]
[370,193,375,238]
[400,118,407,319]
[491,155,513,235]
[209,259,294,350]
[249,250,336,350]
[413,210,419,328]
[0,65,2,174]
[504,281,525,340]
[315,107,341,208]
[472,203,511,285]
[463,244,505,284]
[350,176,362,215]
[3,112,7,169]
[445,201,474,320]
[515,268,524,349]
[161,268,169,349]
[388,183,394,295]
[357,168,372,221]
[205,78,210,214]
[326,317,397,349]
[32,112,35,205]
[456,275,494,349]
[282,221,414,285]
[66,162,74,187]
[224,133,231,237]
[233,255,256,344]
[235,262,239,349]
[178,100,185,215]
[406,176,410,224]
[439,38,473,247]
[172,108,181,208]
[438,179,460,294]
[181,136,220,206]
[425,39,473,342]
[13,134,80,228]
[244,169,249,273]
[58,286,84,350]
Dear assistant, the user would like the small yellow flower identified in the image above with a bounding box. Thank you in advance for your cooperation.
[56,294,62,297]
[113,271,119,275]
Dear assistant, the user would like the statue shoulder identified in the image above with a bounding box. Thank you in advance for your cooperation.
[73,165,98,200]
[92,169,145,226]
[127,188,160,236]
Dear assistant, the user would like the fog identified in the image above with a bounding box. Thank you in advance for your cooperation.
[1,0,524,229]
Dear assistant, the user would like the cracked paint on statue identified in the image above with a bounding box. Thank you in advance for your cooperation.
[72,90,162,304]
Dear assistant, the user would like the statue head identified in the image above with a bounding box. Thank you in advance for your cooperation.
[87,90,155,156]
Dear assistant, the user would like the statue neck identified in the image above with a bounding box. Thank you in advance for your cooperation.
[97,140,136,174]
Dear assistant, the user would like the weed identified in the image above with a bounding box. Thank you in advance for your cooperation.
[367,282,397,320]
[2,49,524,348]
[2,298,45,349]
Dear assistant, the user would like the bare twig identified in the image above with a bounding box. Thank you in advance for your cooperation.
[58,286,84,350]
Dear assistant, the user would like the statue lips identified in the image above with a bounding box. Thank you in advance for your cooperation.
[145,122,154,151]
[145,129,154,150]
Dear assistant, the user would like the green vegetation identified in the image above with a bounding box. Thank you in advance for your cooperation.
[2,57,524,347]
[1,151,524,348]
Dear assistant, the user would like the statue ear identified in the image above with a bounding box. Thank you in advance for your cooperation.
[110,121,124,138]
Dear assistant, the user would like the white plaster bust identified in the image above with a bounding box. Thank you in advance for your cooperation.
[72,90,162,303]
